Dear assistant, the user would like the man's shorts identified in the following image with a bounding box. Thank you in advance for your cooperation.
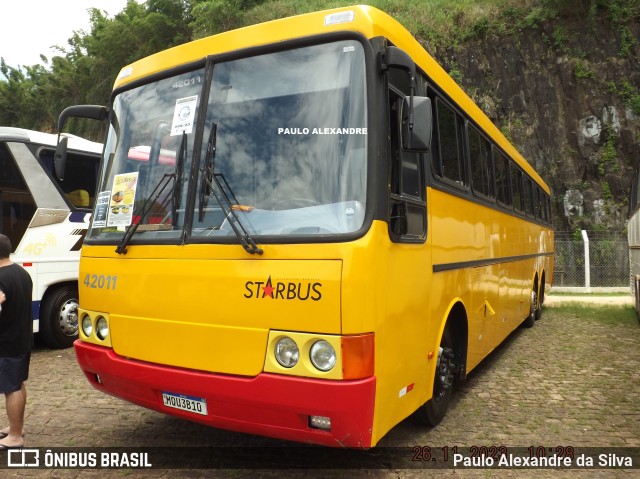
[0,354,30,393]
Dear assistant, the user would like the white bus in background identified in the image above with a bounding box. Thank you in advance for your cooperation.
[0,127,102,348]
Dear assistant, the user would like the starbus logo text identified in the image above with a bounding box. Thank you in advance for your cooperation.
[244,276,322,301]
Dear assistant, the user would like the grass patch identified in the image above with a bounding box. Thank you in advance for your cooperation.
[549,304,638,326]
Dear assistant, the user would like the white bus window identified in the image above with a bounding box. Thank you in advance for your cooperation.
[0,143,37,252]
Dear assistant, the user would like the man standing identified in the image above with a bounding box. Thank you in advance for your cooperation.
[0,234,32,449]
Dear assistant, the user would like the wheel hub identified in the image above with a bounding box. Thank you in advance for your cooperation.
[58,300,79,336]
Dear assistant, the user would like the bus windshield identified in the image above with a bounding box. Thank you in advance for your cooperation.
[88,39,367,244]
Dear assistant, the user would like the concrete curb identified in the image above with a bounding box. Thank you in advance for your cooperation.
[545,294,634,306]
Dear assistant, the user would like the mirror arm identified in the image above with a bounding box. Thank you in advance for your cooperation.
[55,104,108,181]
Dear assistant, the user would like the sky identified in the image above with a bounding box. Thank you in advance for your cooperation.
[1,0,137,68]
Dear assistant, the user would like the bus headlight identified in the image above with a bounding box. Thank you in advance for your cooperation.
[95,316,109,340]
[81,314,93,337]
[310,340,336,371]
[274,337,299,368]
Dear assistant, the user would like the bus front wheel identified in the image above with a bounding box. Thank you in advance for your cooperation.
[413,326,456,427]
[39,286,79,349]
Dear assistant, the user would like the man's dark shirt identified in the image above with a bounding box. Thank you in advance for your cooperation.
[0,263,33,357]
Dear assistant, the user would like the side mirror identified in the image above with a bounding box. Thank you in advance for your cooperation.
[381,46,416,78]
[58,105,108,132]
[402,96,432,152]
[55,104,108,181]
[382,47,431,151]
[54,136,68,181]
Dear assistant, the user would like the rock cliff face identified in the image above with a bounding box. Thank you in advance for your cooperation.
[434,10,639,233]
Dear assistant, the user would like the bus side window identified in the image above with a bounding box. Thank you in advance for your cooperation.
[434,98,465,186]
[388,88,426,242]
[63,152,99,209]
[511,166,524,213]
[533,186,541,219]
[0,143,37,252]
[40,148,99,209]
[469,125,494,198]
[523,176,533,215]
[494,149,512,206]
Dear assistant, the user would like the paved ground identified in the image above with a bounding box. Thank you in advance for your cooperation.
[1,299,639,478]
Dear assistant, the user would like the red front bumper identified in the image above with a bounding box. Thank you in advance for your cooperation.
[74,341,376,447]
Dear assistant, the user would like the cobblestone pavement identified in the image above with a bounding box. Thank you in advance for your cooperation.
[1,302,639,478]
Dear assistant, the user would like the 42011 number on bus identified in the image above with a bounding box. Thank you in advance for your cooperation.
[83,274,118,290]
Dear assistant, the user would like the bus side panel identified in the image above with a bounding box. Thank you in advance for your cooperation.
[366,221,435,445]
[431,190,484,372]
[430,189,550,374]
[12,214,87,330]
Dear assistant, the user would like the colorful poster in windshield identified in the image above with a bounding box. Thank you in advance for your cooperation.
[170,95,198,136]
[107,172,138,227]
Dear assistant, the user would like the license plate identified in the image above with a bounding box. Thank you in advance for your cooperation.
[162,392,208,416]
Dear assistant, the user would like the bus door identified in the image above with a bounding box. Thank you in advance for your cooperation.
[378,56,431,426]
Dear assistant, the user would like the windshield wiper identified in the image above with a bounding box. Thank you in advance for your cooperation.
[201,123,263,255]
[116,131,188,255]
[172,131,187,221]
[212,173,263,255]
[198,124,216,222]
[115,172,175,254]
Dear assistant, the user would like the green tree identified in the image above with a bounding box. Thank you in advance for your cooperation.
[0,0,195,137]
[190,0,268,37]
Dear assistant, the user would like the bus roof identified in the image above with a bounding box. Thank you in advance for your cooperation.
[113,5,548,194]
[0,126,103,154]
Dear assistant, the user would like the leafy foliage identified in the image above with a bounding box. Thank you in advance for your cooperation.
[0,0,637,139]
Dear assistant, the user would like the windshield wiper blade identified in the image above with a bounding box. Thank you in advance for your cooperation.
[115,172,175,255]
[200,123,262,255]
[198,124,216,222]
[172,131,187,221]
[210,172,263,255]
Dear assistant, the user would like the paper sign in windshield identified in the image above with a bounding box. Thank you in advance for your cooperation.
[170,95,198,136]
[107,172,139,227]
[93,191,111,228]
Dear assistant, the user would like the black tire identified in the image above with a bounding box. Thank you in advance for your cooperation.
[413,326,456,427]
[535,282,545,321]
[523,287,536,328]
[39,286,79,349]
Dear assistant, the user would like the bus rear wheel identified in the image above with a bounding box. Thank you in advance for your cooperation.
[535,282,545,321]
[414,327,456,427]
[523,287,537,328]
[39,286,79,349]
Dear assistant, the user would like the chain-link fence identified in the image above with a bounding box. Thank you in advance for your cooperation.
[553,231,629,288]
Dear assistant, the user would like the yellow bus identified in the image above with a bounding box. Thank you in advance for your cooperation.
[58,5,553,448]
